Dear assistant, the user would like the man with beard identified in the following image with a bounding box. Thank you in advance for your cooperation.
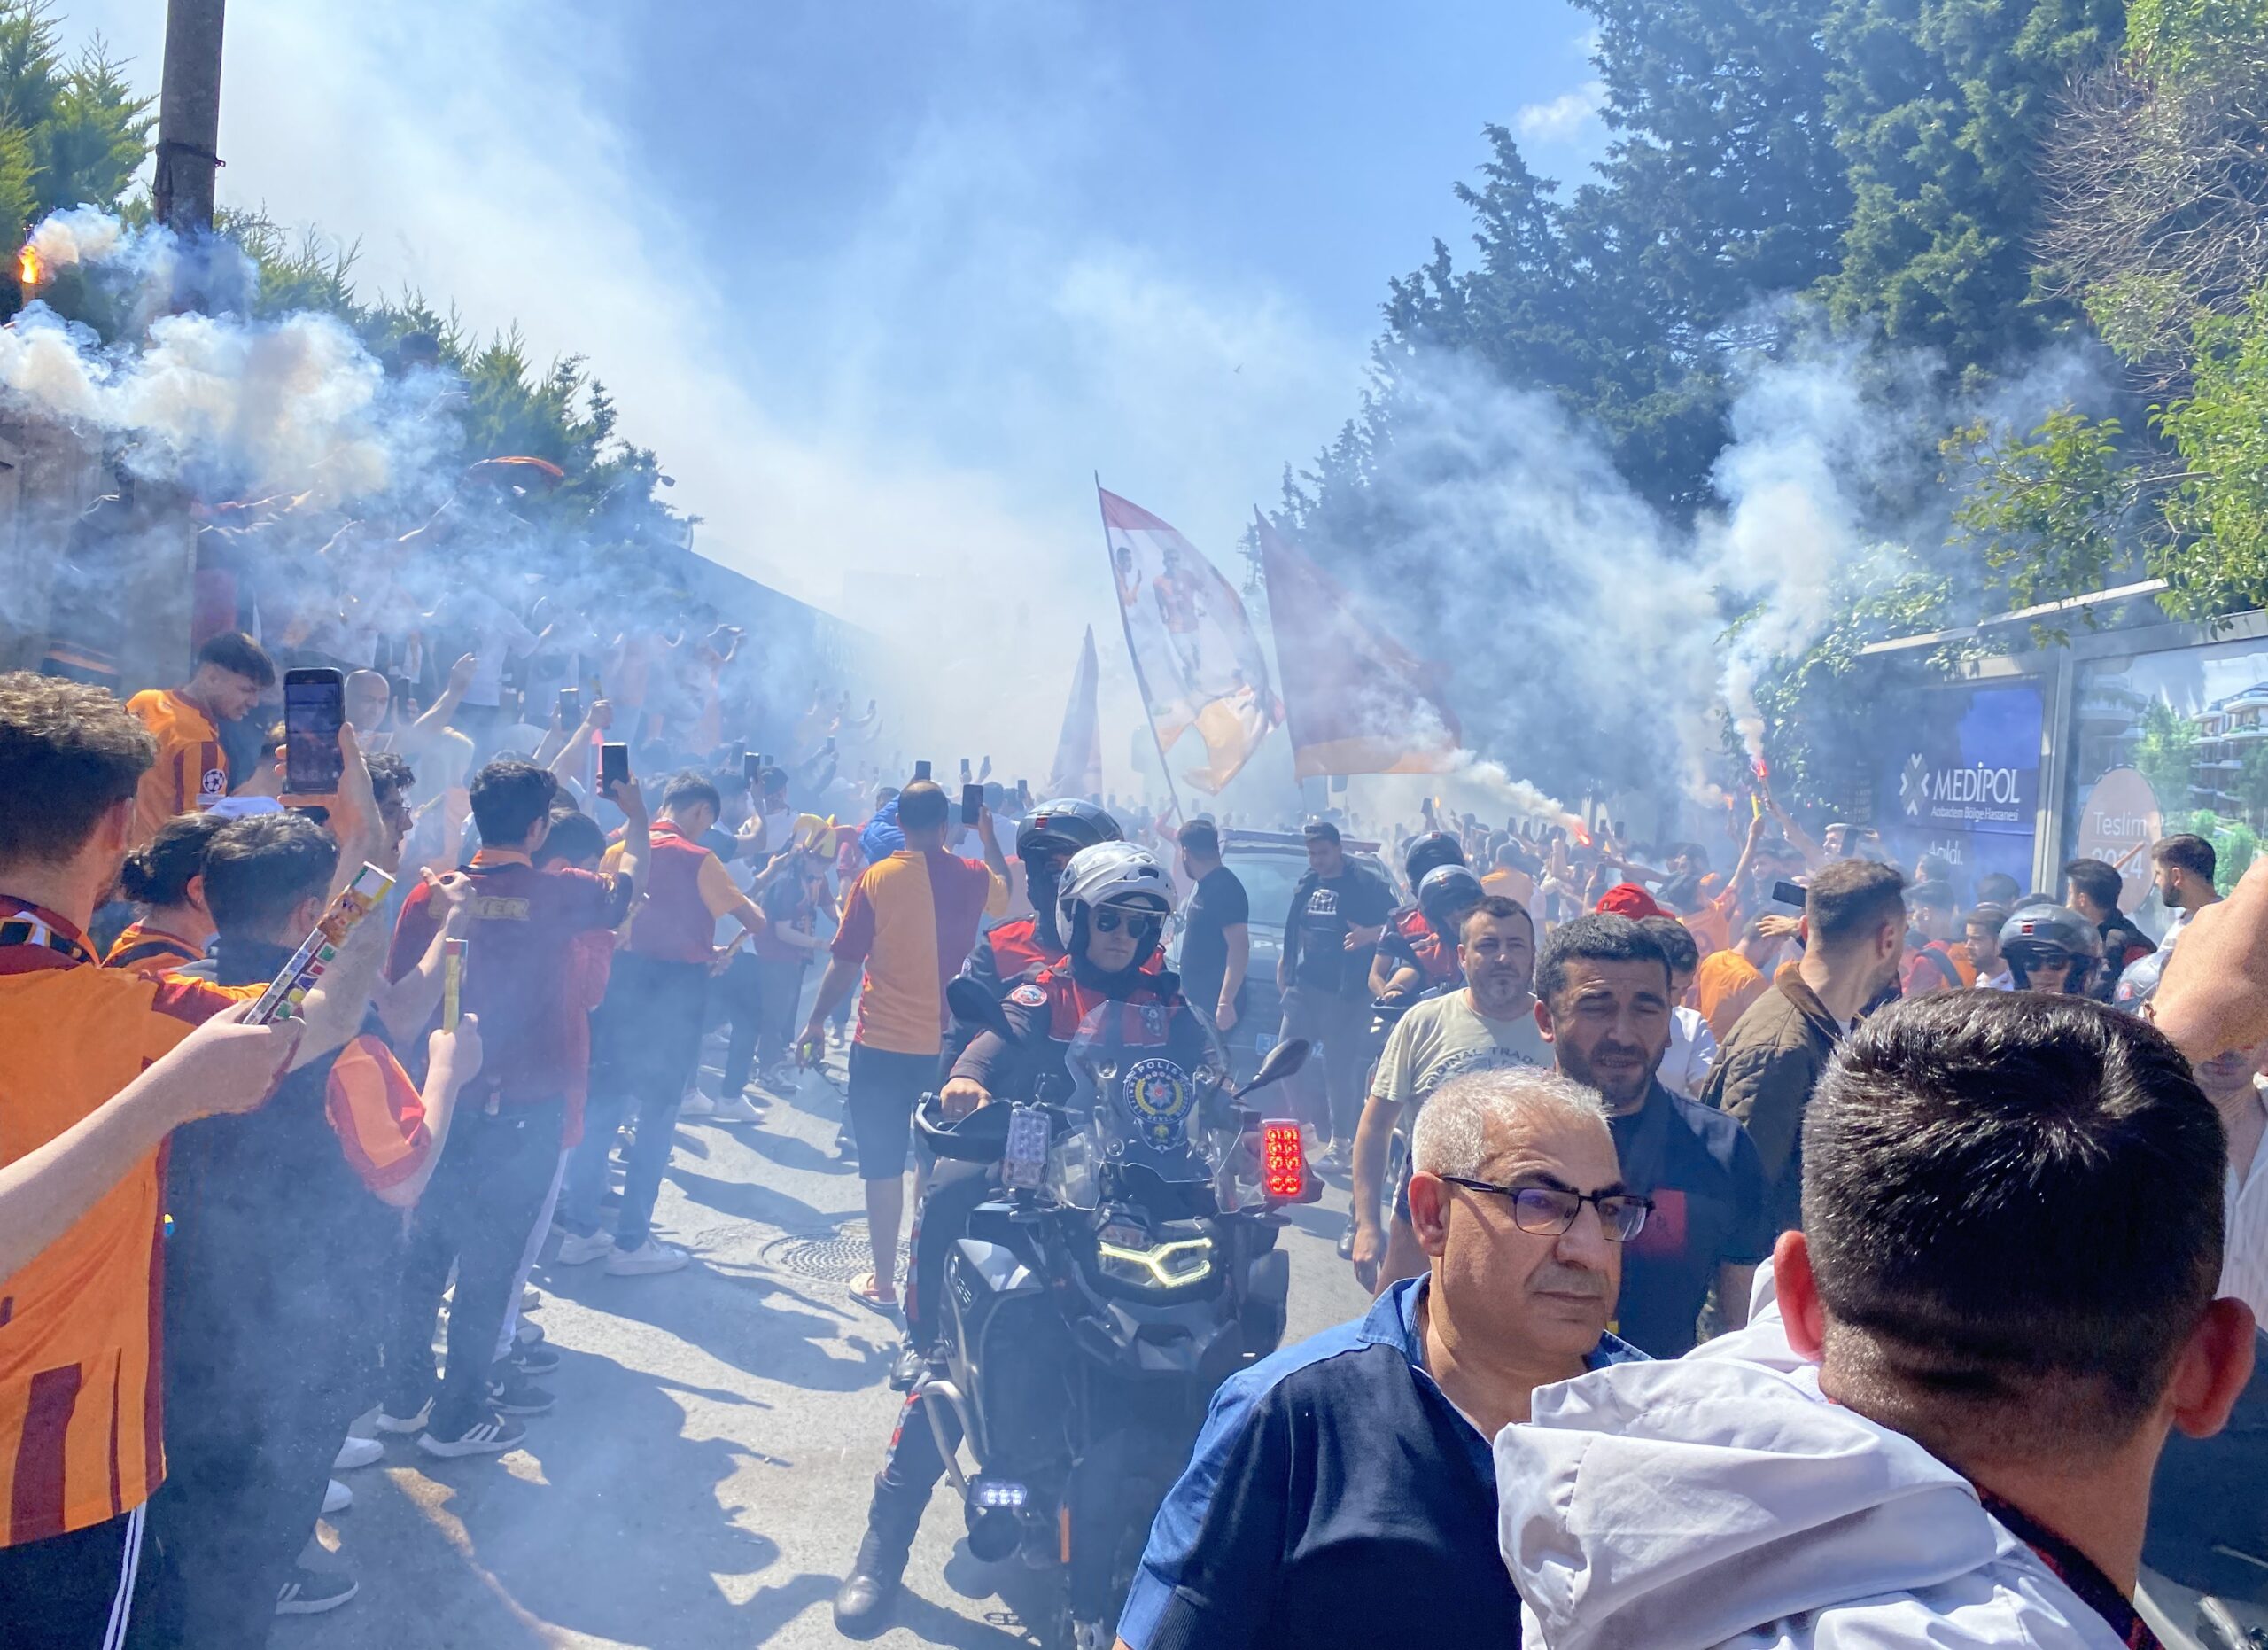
[1349,897,1548,1294]
[1703,859,1907,1235]
[1534,915,1771,1356]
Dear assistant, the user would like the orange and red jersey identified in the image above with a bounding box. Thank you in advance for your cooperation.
[832,849,1008,1057]
[0,896,249,1545]
[603,821,757,964]
[102,922,204,980]
[124,689,229,849]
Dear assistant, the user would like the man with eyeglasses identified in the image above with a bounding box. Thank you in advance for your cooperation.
[1114,1067,1643,1650]
[1534,913,1772,1357]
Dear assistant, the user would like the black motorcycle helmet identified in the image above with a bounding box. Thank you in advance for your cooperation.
[1403,830,1466,891]
[1019,799,1121,951]
[2000,903,2103,994]
[1417,864,1485,938]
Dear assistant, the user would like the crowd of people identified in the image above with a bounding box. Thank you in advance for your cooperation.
[0,610,2263,1649]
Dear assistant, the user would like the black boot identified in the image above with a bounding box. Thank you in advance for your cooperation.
[833,1529,911,1638]
[888,1341,929,1392]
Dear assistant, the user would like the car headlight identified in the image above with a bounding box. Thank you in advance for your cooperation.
[1096,1234,1215,1290]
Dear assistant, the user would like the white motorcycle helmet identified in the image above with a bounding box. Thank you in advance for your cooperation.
[1057,842,1173,966]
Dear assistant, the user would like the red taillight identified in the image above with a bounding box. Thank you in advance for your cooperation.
[1262,1120,1305,1201]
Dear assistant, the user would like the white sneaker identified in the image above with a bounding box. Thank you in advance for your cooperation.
[332,1436,383,1472]
[555,1229,616,1265]
[708,1093,764,1124]
[605,1238,690,1276]
[322,1478,352,1514]
[679,1091,717,1117]
[373,1400,430,1435]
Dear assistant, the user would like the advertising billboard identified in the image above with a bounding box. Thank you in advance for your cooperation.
[2065,632,2268,934]
[1873,681,2043,902]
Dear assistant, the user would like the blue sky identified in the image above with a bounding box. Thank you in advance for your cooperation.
[74,0,1608,770]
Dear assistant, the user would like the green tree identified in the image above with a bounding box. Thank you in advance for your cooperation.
[36,41,152,214]
[0,4,155,315]
[1363,0,1854,520]
[1821,0,2126,377]
[2133,697,2199,812]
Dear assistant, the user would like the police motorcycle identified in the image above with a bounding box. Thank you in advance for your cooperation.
[909,973,1316,1648]
[2110,948,2268,1650]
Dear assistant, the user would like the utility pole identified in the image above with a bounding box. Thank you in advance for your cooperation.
[153,0,226,233]
[131,0,226,697]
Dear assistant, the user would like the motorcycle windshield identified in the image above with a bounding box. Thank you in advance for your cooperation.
[1064,996,1230,1182]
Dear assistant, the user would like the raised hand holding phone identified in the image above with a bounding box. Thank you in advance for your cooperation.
[283,668,346,796]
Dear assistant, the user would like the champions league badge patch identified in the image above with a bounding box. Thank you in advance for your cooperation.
[1122,1056,1196,1148]
[1010,984,1048,1008]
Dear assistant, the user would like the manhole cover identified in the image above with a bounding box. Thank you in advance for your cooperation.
[761,1222,901,1284]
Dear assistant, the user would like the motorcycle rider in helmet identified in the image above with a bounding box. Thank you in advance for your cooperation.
[888,802,1122,1389]
[1368,830,1468,998]
[1999,904,2104,996]
[1384,864,1487,996]
[835,842,1206,1638]
[939,799,1122,1071]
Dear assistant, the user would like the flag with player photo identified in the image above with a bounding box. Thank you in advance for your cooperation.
[1096,486,1280,794]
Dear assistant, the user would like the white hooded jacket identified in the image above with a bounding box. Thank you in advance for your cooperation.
[1495,1301,2134,1649]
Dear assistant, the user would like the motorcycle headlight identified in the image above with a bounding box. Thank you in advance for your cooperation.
[1095,1234,1215,1291]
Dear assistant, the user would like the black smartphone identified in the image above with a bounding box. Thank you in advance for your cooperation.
[556,687,580,726]
[959,757,972,782]
[743,751,760,785]
[1773,878,1808,907]
[757,751,773,769]
[960,782,983,827]
[913,759,932,782]
[600,742,630,791]
[283,667,346,794]
[1016,778,1030,811]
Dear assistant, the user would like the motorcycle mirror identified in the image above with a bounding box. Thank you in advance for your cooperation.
[946,976,1017,1044]
[1236,1037,1309,1100]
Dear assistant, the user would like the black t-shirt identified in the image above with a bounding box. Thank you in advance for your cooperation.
[1285,867,1395,996]
[1179,864,1250,1016]
[1607,1080,1774,1357]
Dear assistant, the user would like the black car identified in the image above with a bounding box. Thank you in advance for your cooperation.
[1169,829,1395,1073]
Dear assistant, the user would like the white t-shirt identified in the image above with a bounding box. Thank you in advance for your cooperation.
[1375,989,1550,1115]
[1662,1004,1717,1101]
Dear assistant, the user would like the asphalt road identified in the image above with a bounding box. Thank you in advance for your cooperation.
[279,1035,1371,1650]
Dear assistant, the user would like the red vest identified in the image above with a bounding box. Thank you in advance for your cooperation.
[627,823,717,965]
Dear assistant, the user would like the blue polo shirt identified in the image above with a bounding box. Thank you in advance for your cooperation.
[1117,1274,1643,1649]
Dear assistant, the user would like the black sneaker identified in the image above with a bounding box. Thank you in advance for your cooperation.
[512,1342,562,1377]
[417,1412,527,1459]
[487,1365,555,1416]
[276,1564,359,1615]
[833,1530,909,1639]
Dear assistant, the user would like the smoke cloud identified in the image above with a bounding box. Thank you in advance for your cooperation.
[1311,324,2109,828]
